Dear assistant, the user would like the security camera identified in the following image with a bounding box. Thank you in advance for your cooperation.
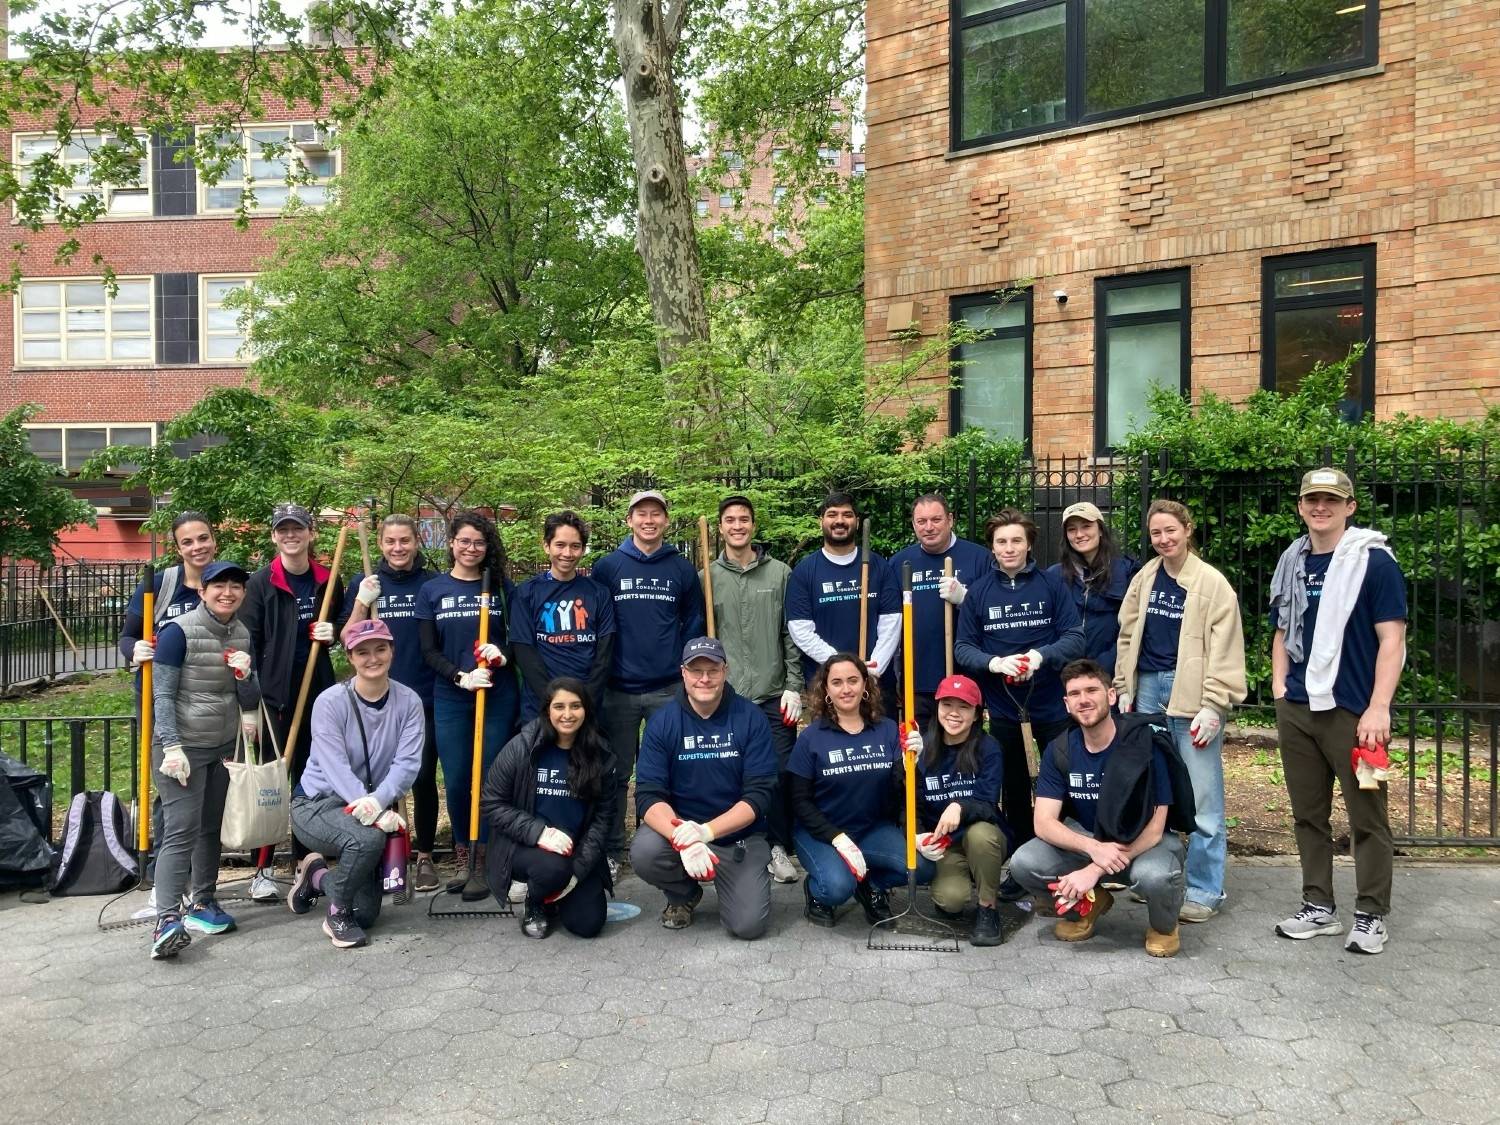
[1053,290,1068,305]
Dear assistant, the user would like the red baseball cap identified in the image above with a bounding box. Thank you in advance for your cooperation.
[934,675,981,707]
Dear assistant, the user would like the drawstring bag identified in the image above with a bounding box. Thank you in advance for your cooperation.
[220,704,289,852]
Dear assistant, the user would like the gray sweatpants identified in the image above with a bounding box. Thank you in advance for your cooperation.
[1009,818,1186,934]
[290,794,386,928]
[601,685,676,858]
[153,740,233,917]
[630,827,771,941]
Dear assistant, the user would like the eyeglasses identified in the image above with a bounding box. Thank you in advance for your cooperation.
[453,538,486,550]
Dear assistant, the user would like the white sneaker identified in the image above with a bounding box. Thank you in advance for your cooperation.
[249,868,280,903]
[1345,911,1388,955]
[508,880,527,904]
[1275,901,1342,940]
[767,845,798,884]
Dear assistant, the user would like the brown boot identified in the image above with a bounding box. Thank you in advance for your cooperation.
[1054,887,1113,942]
[1145,924,1181,957]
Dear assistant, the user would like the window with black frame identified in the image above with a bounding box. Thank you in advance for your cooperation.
[1261,246,1375,420]
[1095,270,1191,453]
[953,0,1376,148]
[949,290,1033,447]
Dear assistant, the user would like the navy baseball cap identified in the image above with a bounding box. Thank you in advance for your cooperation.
[681,636,727,665]
[271,502,314,529]
[201,561,250,585]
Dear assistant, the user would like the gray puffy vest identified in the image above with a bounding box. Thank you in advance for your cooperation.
[171,602,252,749]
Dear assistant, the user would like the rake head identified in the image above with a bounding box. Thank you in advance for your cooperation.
[866,872,961,953]
[428,856,512,919]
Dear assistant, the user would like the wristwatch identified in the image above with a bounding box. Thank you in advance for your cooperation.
[453,672,464,686]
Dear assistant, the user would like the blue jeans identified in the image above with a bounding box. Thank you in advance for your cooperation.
[1135,669,1226,909]
[433,687,518,846]
[793,822,935,907]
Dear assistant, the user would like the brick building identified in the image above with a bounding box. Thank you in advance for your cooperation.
[865,0,1500,455]
[690,131,865,239]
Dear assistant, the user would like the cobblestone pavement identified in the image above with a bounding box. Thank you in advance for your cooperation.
[1,859,1497,1124]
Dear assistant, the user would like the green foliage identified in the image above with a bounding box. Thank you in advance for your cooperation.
[0,404,96,566]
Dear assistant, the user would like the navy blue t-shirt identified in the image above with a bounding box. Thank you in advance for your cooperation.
[153,621,189,667]
[417,573,519,704]
[508,572,616,717]
[1137,567,1187,673]
[787,717,901,840]
[785,549,901,683]
[1036,727,1173,835]
[913,735,1003,841]
[124,568,202,632]
[341,568,438,704]
[533,744,585,841]
[1283,549,1407,714]
[890,537,994,695]
[285,566,319,668]
[591,544,705,693]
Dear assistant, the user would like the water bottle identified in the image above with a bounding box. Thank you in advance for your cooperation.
[382,826,409,894]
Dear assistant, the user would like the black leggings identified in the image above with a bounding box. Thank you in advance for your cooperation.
[990,714,1074,847]
[510,846,608,938]
[410,705,440,854]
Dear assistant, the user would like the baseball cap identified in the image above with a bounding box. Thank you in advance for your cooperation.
[934,675,982,707]
[343,618,394,650]
[1299,468,1354,500]
[1061,501,1104,525]
[628,490,669,514]
[681,636,727,665]
[271,502,314,530]
[200,560,250,585]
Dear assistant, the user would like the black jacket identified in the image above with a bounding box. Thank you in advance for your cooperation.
[244,557,345,710]
[479,718,618,899]
[1049,713,1187,844]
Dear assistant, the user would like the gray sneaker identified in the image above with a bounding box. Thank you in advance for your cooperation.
[1345,911,1387,955]
[1275,902,1342,939]
[767,845,798,884]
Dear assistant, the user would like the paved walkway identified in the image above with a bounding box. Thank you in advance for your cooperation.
[1,859,1497,1124]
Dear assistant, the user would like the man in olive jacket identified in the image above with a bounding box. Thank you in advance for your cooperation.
[703,495,804,884]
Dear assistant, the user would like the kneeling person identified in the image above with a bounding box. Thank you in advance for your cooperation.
[290,620,424,949]
[631,637,779,939]
[1009,659,1186,957]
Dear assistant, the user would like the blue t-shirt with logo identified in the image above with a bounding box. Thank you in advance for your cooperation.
[1137,566,1187,673]
[1036,727,1173,835]
[508,573,616,718]
[1283,549,1407,714]
[416,573,519,705]
[787,717,902,840]
[890,537,994,694]
[342,568,438,704]
[913,735,1003,841]
[533,744,585,842]
[285,567,319,668]
[785,549,901,684]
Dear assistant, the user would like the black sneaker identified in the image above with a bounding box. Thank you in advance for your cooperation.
[322,906,368,949]
[854,881,893,924]
[803,882,836,928]
[521,903,553,939]
[971,903,1003,947]
[997,874,1029,902]
[289,853,327,915]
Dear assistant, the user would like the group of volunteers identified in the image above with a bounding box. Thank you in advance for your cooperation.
[124,468,1406,961]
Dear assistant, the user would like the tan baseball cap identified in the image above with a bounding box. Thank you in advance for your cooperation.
[1061,501,1104,524]
[1299,468,1354,500]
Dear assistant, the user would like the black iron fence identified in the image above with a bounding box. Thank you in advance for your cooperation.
[0,714,140,842]
[0,560,140,691]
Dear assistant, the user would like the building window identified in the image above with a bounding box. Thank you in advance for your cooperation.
[17,278,153,365]
[953,0,1377,148]
[198,123,337,213]
[695,198,709,217]
[722,150,744,171]
[1094,270,1190,453]
[1262,246,1375,420]
[773,186,788,204]
[718,191,736,208]
[14,133,151,218]
[201,275,258,362]
[949,289,1033,447]
[25,423,156,474]
[852,155,866,177]
[818,147,840,168]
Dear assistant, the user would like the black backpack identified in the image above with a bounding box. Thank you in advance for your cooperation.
[49,791,139,896]
[1048,714,1197,841]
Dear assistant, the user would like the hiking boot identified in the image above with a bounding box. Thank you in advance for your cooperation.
[971,904,1003,947]
[803,881,836,928]
[1054,887,1113,942]
[508,880,527,904]
[1146,924,1181,957]
[412,856,439,893]
[289,853,327,915]
[249,867,280,904]
[150,914,191,960]
[446,844,472,893]
[520,903,552,939]
[323,906,368,949]
[473,845,487,879]
[662,885,703,930]
[184,898,237,935]
[997,874,1029,903]
[1275,902,1342,940]
[768,845,798,884]
[1179,901,1219,924]
[1345,911,1388,955]
[853,881,893,924]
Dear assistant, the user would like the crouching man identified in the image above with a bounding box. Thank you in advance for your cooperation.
[1008,659,1186,957]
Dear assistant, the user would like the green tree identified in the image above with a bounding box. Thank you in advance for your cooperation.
[0,404,96,565]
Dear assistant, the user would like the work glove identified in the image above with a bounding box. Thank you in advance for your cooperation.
[904,727,924,757]
[309,621,334,644]
[1117,691,1133,714]
[240,710,259,743]
[457,667,491,692]
[159,744,191,786]
[938,575,967,605]
[537,827,574,855]
[679,840,719,880]
[131,638,156,667]
[831,833,867,881]
[1189,707,1223,748]
[779,689,803,727]
[375,809,406,834]
[670,819,715,849]
[474,641,506,668]
[546,876,579,904]
[1048,881,1098,917]
[990,654,1025,679]
[346,794,383,825]
[916,831,950,861]
[224,648,252,680]
[355,575,381,607]
[1352,744,1390,790]
[1012,650,1043,682]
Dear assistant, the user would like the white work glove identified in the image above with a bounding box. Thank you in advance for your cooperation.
[537,827,574,855]
[546,876,579,903]
[916,831,950,861]
[831,833,867,881]
[938,575,967,605]
[309,620,335,644]
[990,654,1025,678]
[131,638,156,666]
[240,710,259,743]
[356,575,382,607]
[346,794,382,825]
[679,839,719,880]
[1013,649,1043,682]
[779,689,803,727]
[670,819,715,849]
[375,809,406,833]
[1189,707,1223,748]
[1117,691,1133,713]
[904,727,924,757]
[159,744,190,787]
[457,667,491,692]
[474,641,506,668]
[224,648,252,680]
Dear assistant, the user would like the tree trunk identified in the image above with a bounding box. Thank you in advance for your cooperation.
[611,0,710,374]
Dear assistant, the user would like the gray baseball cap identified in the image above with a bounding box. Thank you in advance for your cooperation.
[271,502,314,530]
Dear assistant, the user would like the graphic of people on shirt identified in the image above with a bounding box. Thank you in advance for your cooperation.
[541,598,590,637]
